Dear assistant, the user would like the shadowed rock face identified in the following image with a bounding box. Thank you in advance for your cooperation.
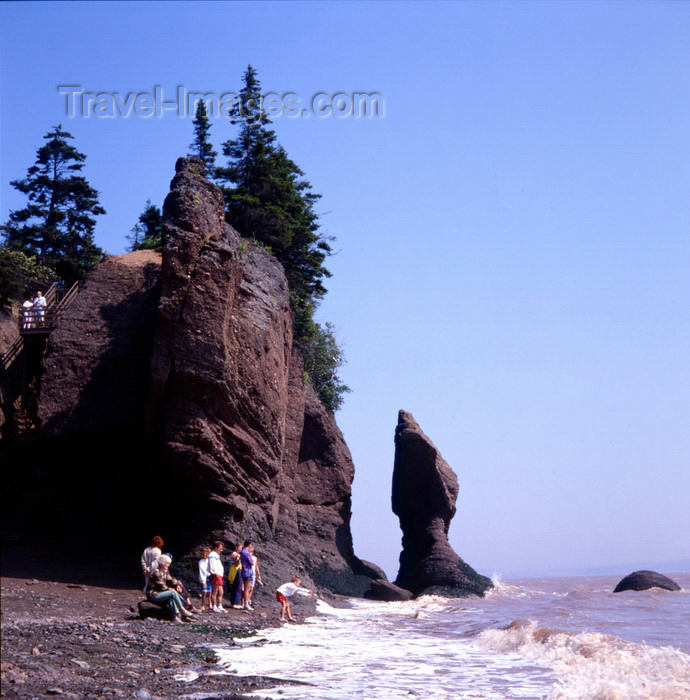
[29,250,162,540]
[392,410,492,598]
[39,249,162,438]
[613,570,681,593]
[9,157,374,597]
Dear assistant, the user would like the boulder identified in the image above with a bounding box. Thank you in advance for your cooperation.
[138,600,169,620]
[613,570,681,593]
[364,579,413,602]
[357,560,388,581]
[39,249,161,438]
[392,410,492,598]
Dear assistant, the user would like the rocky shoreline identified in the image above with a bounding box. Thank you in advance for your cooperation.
[1,553,312,700]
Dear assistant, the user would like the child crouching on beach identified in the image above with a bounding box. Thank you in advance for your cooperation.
[276,576,313,622]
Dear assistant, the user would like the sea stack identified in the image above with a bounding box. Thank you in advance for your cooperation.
[391,410,492,597]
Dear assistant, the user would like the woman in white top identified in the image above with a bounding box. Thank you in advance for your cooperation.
[198,547,212,611]
[208,540,225,612]
[22,298,34,329]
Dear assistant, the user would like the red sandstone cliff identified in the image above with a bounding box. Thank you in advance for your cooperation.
[8,158,374,596]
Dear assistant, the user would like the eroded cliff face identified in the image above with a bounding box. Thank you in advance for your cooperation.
[148,158,370,593]
[13,158,372,596]
[39,250,162,438]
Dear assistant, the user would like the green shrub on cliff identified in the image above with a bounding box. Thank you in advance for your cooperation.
[0,246,56,308]
[296,318,351,414]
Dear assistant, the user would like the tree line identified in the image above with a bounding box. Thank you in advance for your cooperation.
[1,66,349,413]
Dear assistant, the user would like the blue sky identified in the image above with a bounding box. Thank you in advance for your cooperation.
[2,1,688,577]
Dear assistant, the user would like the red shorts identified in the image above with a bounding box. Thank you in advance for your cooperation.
[211,574,223,587]
[276,592,287,603]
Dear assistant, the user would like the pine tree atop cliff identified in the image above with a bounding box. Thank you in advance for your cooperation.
[217,66,349,412]
[216,65,278,239]
[1,125,105,284]
[188,101,217,175]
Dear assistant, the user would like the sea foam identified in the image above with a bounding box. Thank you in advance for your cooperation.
[213,574,690,700]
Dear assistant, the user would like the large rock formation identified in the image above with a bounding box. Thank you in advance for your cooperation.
[613,570,681,593]
[392,410,492,597]
[147,158,372,594]
[6,157,374,597]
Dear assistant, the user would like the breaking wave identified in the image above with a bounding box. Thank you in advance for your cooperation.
[474,618,690,700]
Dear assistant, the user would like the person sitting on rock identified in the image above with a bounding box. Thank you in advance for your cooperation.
[146,555,195,623]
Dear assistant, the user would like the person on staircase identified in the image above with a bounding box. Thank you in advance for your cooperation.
[32,291,47,326]
[22,297,34,329]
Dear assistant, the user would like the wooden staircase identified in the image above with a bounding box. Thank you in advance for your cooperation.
[1,280,83,439]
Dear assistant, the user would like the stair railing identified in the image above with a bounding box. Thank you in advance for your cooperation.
[2,335,23,370]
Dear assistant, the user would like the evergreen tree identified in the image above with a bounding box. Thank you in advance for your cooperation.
[218,66,348,412]
[216,65,278,240]
[128,200,163,251]
[1,125,105,284]
[188,101,217,175]
[217,66,332,323]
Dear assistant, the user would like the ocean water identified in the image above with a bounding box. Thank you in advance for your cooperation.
[212,573,690,699]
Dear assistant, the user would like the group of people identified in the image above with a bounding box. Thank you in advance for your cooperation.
[21,291,47,329]
[199,540,261,613]
[140,535,313,623]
